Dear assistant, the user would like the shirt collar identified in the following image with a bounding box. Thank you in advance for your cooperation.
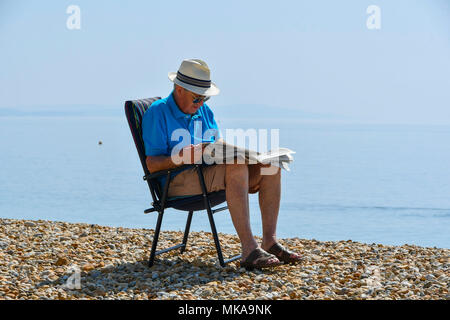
[167,91,202,120]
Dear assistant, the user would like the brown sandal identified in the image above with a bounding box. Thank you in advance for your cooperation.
[267,243,303,264]
[240,248,282,271]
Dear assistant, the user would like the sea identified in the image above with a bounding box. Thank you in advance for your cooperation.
[1,111,449,249]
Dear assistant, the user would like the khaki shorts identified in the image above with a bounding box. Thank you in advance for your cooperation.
[167,164,226,197]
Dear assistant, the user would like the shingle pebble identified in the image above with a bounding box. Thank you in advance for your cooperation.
[0,218,448,300]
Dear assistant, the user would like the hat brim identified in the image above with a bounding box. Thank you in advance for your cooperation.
[168,72,220,96]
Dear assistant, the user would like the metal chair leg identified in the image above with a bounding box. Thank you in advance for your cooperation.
[148,210,164,267]
[206,205,226,266]
[180,211,193,253]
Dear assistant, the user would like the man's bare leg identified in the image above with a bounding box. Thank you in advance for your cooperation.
[248,165,281,250]
[260,167,281,251]
[225,164,258,260]
[249,164,303,262]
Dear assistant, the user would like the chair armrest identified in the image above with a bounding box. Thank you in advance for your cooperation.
[143,164,197,181]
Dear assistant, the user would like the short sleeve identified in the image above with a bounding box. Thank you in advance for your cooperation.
[142,106,169,156]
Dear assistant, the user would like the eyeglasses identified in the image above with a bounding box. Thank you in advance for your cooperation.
[187,90,210,104]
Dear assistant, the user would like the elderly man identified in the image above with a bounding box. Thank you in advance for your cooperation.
[142,59,302,269]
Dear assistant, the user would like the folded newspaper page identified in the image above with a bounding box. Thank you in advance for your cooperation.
[202,140,295,171]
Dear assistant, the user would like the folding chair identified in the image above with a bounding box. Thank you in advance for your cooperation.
[124,97,241,267]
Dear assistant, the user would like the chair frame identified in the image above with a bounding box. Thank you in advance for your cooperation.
[125,97,241,267]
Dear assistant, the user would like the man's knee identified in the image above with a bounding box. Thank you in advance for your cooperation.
[260,164,281,177]
[250,163,280,177]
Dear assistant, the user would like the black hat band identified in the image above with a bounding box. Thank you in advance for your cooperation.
[176,71,211,88]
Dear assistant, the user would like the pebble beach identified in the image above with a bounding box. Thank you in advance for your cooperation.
[0,218,448,300]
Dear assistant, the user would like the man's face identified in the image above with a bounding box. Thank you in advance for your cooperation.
[176,86,207,115]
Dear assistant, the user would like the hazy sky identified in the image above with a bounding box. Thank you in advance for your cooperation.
[1,0,449,123]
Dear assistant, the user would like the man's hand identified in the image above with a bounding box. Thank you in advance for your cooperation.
[146,143,207,172]
[179,143,205,164]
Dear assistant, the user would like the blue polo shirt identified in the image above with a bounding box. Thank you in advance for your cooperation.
[142,91,221,188]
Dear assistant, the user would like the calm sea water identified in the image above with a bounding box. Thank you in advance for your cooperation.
[1,115,449,248]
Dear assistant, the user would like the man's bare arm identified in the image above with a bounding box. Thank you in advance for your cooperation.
[146,143,207,173]
[146,155,180,173]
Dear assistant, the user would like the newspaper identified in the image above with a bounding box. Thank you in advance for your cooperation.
[202,140,295,171]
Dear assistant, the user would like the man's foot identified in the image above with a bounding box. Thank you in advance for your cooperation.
[266,242,303,264]
[239,248,282,271]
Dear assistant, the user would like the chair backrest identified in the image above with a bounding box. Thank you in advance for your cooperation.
[124,97,162,200]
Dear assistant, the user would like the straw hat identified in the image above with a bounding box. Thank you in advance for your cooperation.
[168,59,220,96]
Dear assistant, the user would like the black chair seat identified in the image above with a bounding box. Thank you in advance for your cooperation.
[167,190,226,211]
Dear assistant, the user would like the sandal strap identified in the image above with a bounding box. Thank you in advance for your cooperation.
[241,248,281,269]
[268,242,287,256]
[244,248,275,264]
[268,243,300,262]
